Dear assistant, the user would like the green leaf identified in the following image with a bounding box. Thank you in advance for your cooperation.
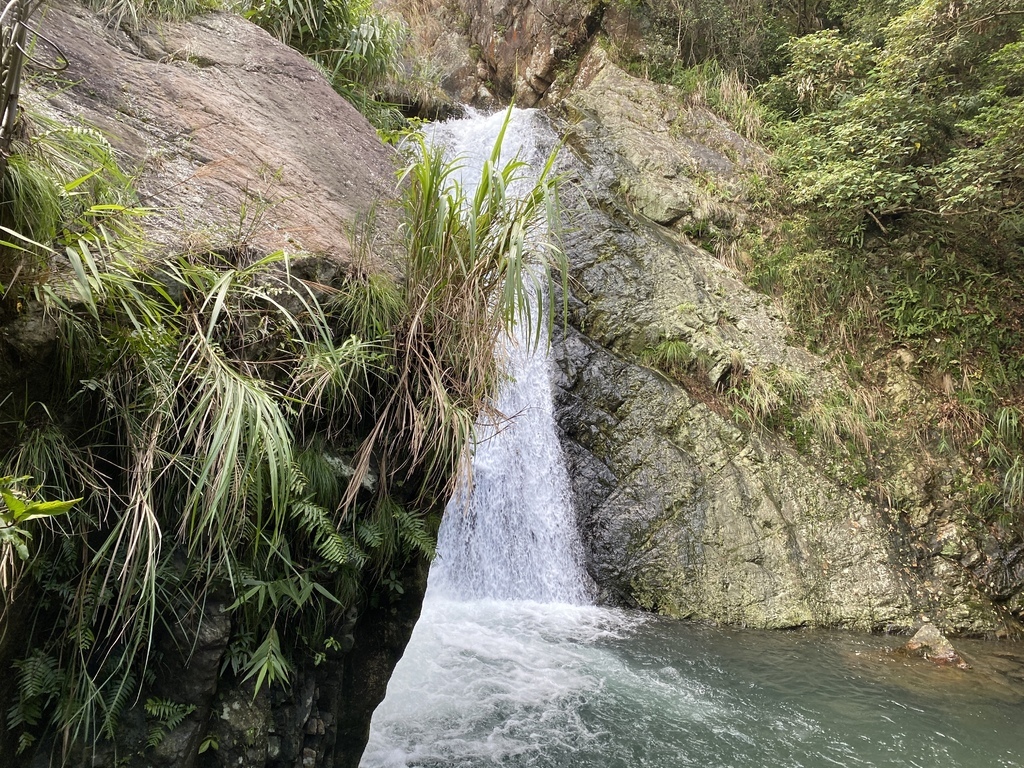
[241,627,292,695]
[15,497,81,523]
[63,167,103,192]
[1,489,26,517]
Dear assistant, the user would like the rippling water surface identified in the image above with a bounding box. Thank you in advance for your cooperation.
[363,601,1023,768]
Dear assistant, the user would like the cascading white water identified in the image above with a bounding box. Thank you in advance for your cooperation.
[360,106,625,767]
[431,304,592,604]
[359,109,1024,768]
[420,108,591,606]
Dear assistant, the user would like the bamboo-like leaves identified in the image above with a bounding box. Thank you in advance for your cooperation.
[347,108,567,511]
[4,107,566,753]
[17,248,384,738]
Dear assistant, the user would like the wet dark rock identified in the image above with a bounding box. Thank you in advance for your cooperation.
[198,556,430,768]
[0,305,60,404]
[146,597,232,767]
[900,623,971,669]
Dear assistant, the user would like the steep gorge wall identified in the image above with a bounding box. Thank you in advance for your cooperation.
[33,1,400,262]
[396,0,1024,634]
[550,50,1021,634]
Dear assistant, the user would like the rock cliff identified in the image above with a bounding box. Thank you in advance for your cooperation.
[396,0,1020,637]
[33,1,398,262]
[549,48,1017,634]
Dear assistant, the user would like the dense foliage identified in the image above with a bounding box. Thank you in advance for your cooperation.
[613,0,1023,524]
[756,0,1024,517]
[0,97,564,757]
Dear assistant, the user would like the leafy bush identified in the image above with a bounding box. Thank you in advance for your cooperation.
[745,0,1024,520]
[765,0,1023,247]
[611,0,792,81]
[759,30,875,115]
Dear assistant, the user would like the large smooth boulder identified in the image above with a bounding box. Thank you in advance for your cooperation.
[33,2,399,263]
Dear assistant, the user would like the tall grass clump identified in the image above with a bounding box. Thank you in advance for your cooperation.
[345,110,567,508]
[0,116,137,300]
[673,61,767,141]
[85,0,218,29]
[640,338,696,379]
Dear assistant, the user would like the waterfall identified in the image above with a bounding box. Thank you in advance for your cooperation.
[430,297,592,604]
[422,108,592,605]
[360,108,615,767]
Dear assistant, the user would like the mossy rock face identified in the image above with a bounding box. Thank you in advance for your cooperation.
[555,325,923,630]
[550,52,1010,633]
[564,47,764,233]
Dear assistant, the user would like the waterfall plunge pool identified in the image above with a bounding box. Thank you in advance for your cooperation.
[362,602,1023,768]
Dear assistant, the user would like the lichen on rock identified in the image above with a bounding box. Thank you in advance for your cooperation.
[550,48,1009,634]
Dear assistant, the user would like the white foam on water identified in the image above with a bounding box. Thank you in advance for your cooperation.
[363,600,642,768]
[362,107,617,766]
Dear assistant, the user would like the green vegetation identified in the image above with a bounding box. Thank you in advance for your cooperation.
[0,116,139,299]
[611,0,1023,526]
[610,0,791,81]
[0,92,564,757]
[0,476,79,577]
[754,0,1024,524]
[640,333,882,466]
[144,697,197,748]
[351,123,567,507]
[85,0,217,26]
